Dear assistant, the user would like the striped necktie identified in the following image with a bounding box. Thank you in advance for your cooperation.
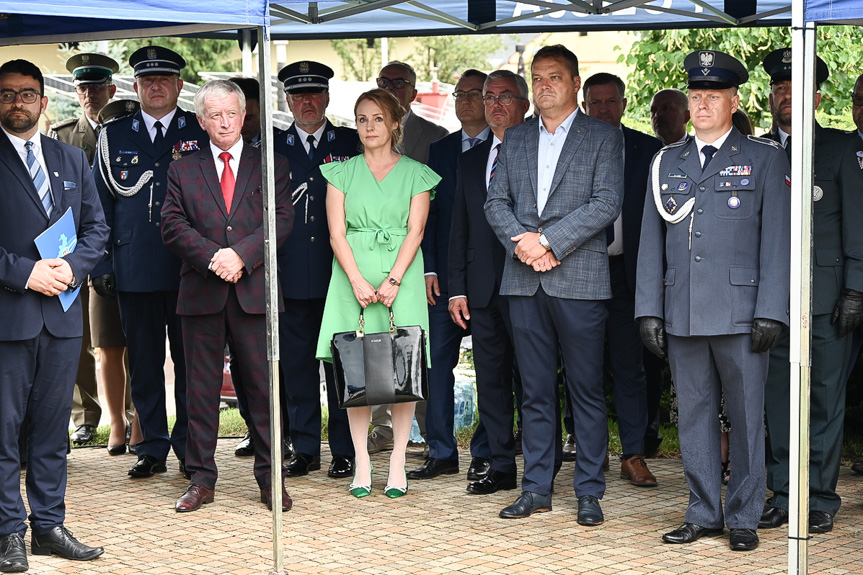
[25,141,53,217]
[488,143,501,186]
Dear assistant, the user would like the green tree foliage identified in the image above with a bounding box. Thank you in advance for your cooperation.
[621,27,863,133]
[410,35,506,83]
[331,38,384,82]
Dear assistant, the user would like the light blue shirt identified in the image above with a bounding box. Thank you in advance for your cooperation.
[537,107,578,215]
[461,126,490,152]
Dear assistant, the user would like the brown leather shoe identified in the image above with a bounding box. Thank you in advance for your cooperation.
[620,455,657,486]
[260,486,293,512]
[175,485,215,512]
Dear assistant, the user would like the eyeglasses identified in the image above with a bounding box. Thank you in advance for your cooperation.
[482,94,522,107]
[75,83,109,94]
[376,77,414,90]
[0,89,41,105]
[452,90,483,102]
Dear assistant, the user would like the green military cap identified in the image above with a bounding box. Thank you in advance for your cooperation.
[97,99,140,125]
[66,53,119,85]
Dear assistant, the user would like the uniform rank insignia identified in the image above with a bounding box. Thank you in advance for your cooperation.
[327,130,335,142]
[120,170,129,180]
[677,182,689,191]
[132,119,140,132]
[664,196,678,214]
[322,154,350,163]
[178,116,186,129]
[286,134,295,146]
[719,165,752,176]
[857,151,863,170]
[668,173,686,179]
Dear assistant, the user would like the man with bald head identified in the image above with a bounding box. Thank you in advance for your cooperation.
[650,89,690,145]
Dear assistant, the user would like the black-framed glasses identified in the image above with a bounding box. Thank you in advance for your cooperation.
[453,90,483,102]
[0,89,41,105]
[75,83,110,95]
[482,94,522,107]
[376,76,414,90]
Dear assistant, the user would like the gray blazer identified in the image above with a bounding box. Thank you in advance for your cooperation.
[399,111,448,165]
[635,129,791,336]
[484,112,624,300]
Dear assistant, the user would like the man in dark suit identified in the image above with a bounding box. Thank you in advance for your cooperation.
[409,69,491,481]
[368,60,448,453]
[162,79,294,512]
[758,49,863,535]
[92,46,208,480]
[450,69,531,495]
[636,50,790,552]
[274,61,358,479]
[485,45,624,526]
[0,58,107,571]
[582,72,663,486]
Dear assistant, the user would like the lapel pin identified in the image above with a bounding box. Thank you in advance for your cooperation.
[53,171,59,177]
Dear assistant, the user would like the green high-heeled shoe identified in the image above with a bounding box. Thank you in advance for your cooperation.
[349,465,373,498]
[384,468,408,499]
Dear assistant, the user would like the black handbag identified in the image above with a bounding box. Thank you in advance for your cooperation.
[331,305,429,408]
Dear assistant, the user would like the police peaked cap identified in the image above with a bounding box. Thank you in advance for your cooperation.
[278,61,334,94]
[685,50,748,90]
[130,46,185,78]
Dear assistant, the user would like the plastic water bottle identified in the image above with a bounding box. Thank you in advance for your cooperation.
[409,416,424,444]
[453,377,477,432]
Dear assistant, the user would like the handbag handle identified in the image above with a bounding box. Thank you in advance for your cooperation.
[357,304,396,337]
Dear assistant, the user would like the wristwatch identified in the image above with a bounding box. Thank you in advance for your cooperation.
[68,275,81,290]
[538,233,551,251]
[389,277,401,286]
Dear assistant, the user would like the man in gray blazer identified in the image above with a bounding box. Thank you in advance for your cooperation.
[485,44,623,526]
[636,50,790,552]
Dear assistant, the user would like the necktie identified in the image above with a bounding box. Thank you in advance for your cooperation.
[467,137,479,149]
[702,144,717,169]
[25,141,53,217]
[153,120,164,150]
[783,135,792,163]
[220,151,235,214]
[488,144,501,186]
[307,134,316,162]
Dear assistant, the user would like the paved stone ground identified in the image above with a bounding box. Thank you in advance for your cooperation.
[20,443,863,574]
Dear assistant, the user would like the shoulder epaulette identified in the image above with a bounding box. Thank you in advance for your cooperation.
[660,136,691,152]
[746,134,782,149]
[50,117,78,131]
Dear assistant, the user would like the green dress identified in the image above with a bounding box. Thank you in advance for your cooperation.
[316,154,440,364]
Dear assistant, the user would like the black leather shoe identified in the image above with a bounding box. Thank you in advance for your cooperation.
[0,533,27,573]
[467,457,491,481]
[407,458,459,479]
[31,526,104,561]
[577,495,604,526]
[467,469,517,494]
[284,453,321,477]
[758,506,789,529]
[729,528,759,551]
[328,455,355,478]
[179,459,191,480]
[284,439,294,460]
[128,455,167,478]
[70,424,96,445]
[662,523,723,544]
[234,432,254,457]
[809,510,834,533]
[499,491,552,518]
[851,460,863,475]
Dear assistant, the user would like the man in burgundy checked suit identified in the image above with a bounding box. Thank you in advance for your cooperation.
[161,80,295,513]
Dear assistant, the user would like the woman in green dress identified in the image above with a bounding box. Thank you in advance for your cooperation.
[317,89,440,498]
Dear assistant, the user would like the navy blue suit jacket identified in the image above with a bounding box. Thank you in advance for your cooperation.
[448,138,505,308]
[274,121,359,299]
[619,126,663,292]
[0,134,109,341]
[423,130,460,291]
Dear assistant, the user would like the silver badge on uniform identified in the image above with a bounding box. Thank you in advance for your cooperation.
[813,185,824,201]
[661,183,668,191]
[677,182,689,191]
[665,196,678,214]
[728,196,740,209]
[131,156,138,165]
[699,51,715,67]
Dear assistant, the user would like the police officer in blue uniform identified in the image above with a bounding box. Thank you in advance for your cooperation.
[635,50,791,552]
[758,48,863,535]
[91,46,208,480]
[274,61,359,478]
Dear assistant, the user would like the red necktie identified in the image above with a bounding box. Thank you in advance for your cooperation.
[219,151,235,214]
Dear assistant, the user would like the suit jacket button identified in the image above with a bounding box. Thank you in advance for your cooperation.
[155,201,161,207]
[154,162,160,168]
[310,216,315,222]
[227,226,233,232]
[309,195,315,201]
[694,231,702,238]
[694,256,702,262]
[699,186,706,192]
[310,236,316,242]
[155,221,160,227]
[696,208,703,215]
[309,176,315,181]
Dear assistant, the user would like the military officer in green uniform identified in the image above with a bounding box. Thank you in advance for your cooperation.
[48,53,120,446]
[758,48,863,535]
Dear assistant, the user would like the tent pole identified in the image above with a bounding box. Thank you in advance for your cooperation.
[258,24,285,575]
[789,3,814,573]
[241,28,253,75]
